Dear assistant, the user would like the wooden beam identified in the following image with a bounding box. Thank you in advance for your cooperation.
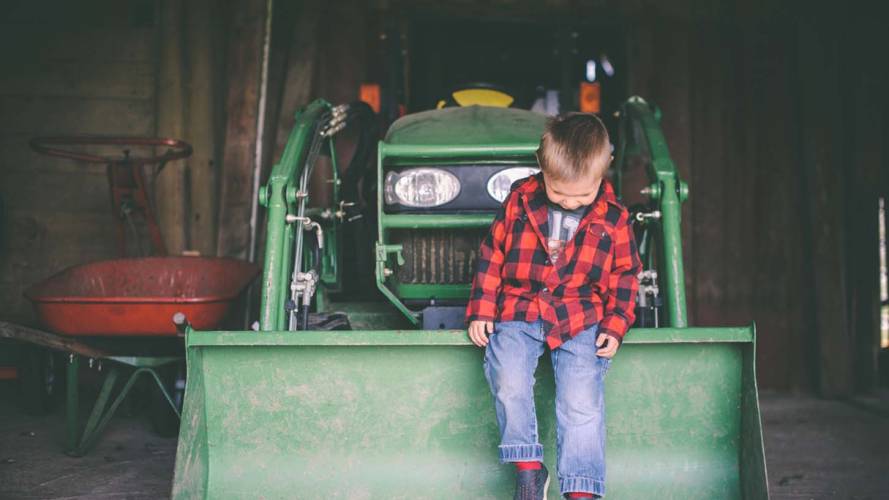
[155,0,189,255]
[216,0,265,258]
[270,0,322,162]
[796,17,852,397]
[844,20,886,392]
[751,26,811,392]
[688,22,728,326]
[184,0,219,256]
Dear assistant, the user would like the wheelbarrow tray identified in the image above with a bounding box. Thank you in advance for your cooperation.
[25,257,259,336]
[172,326,768,499]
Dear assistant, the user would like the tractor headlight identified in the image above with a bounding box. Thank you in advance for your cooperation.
[384,168,461,207]
[486,167,540,203]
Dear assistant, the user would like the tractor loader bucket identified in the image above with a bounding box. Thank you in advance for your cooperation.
[172,325,768,499]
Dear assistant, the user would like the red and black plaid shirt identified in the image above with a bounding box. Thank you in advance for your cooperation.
[466,173,641,349]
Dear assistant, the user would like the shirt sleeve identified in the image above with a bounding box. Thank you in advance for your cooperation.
[598,211,642,343]
[465,198,510,324]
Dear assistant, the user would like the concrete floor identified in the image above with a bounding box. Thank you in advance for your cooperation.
[0,385,887,499]
[0,382,176,500]
[759,391,889,499]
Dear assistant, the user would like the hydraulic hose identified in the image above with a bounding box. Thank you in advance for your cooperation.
[339,101,379,218]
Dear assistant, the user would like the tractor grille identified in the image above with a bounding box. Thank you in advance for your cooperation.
[392,229,486,284]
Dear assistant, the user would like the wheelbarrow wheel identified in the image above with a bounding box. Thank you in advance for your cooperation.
[149,362,184,438]
[18,347,64,416]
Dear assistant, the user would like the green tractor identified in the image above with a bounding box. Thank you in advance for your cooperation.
[171,96,768,499]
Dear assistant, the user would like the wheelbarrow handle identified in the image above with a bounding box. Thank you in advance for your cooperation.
[172,312,192,336]
[29,136,192,166]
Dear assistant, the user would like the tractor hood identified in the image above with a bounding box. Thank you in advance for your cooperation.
[384,105,548,147]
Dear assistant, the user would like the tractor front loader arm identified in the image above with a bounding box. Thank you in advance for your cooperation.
[613,96,689,328]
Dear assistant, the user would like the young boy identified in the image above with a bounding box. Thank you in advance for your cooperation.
[466,113,641,500]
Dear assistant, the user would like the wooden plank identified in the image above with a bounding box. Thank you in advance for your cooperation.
[184,0,220,256]
[0,26,155,63]
[216,0,265,258]
[844,21,885,392]
[720,24,756,328]
[688,22,728,326]
[749,25,810,391]
[0,96,154,135]
[624,16,654,107]
[1,210,116,255]
[0,210,117,322]
[0,322,110,359]
[0,169,109,214]
[155,0,189,255]
[0,60,154,100]
[796,17,852,397]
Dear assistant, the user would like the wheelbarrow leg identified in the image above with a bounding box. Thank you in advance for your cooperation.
[69,366,120,456]
[145,367,181,417]
[73,367,177,455]
[66,355,79,454]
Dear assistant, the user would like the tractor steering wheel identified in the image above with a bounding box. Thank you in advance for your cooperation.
[29,136,192,166]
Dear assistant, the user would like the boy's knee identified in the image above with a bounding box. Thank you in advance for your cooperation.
[557,386,604,423]
[488,368,534,400]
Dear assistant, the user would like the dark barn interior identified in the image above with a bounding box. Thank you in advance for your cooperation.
[1,0,888,498]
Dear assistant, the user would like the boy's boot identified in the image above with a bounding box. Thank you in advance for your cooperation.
[514,463,549,500]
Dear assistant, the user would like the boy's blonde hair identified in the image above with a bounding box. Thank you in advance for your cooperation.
[536,112,611,181]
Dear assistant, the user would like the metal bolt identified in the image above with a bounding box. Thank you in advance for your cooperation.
[258,186,269,207]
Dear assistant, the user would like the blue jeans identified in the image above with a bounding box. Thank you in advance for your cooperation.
[483,320,610,497]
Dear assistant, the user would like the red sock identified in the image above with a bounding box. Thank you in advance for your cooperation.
[566,493,595,499]
[514,461,542,471]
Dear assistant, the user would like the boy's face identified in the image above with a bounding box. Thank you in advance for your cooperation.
[542,170,603,211]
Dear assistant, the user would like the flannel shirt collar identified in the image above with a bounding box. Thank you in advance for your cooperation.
[515,172,619,222]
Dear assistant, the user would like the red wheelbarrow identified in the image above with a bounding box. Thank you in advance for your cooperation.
[8,137,260,455]
[12,254,258,455]
[25,256,259,336]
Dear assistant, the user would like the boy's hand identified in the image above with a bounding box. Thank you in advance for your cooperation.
[468,320,494,347]
[595,333,619,358]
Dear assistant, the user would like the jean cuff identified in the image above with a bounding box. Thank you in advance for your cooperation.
[559,475,605,496]
[497,443,544,463]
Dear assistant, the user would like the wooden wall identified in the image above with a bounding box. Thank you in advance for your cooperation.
[2,0,886,395]
[0,2,157,324]
[0,0,224,325]
[622,1,888,395]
